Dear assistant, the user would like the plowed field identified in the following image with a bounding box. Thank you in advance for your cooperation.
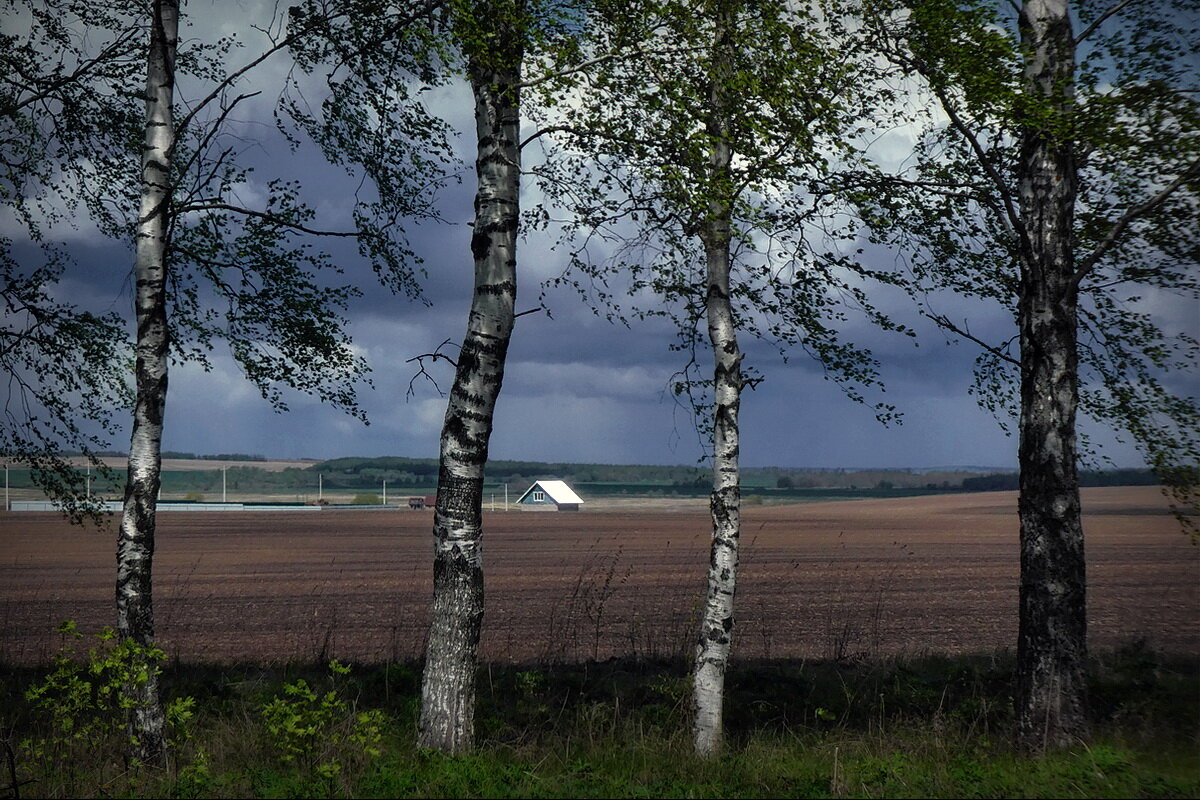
[1,486,1195,664]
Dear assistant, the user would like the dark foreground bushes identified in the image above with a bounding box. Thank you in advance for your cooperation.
[1,640,1197,798]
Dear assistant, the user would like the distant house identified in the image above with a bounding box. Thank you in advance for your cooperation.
[515,480,584,511]
[408,495,437,510]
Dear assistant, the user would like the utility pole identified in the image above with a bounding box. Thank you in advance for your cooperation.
[4,462,8,511]
[504,483,508,511]
[383,480,388,506]
[86,463,91,500]
[222,466,227,503]
[319,473,323,502]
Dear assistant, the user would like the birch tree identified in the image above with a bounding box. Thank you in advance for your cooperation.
[121,0,368,762]
[410,0,524,750]
[415,0,599,754]
[850,0,1199,750]
[117,0,178,764]
[284,0,586,753]
[530,0,901,755]
[5,0,429,762]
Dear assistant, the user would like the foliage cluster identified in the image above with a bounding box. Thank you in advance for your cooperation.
[0,0,140,522]
[259,660,386,791]
[847,0,1200,513]
[15,621,195,786]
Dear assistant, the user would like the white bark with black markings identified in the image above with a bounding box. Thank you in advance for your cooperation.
[692,11,741,757]
[117,0,176,766]
[1015,0,1088,751]
[417,33,522,754]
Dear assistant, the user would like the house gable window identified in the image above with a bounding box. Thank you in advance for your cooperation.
[533,491,545,502]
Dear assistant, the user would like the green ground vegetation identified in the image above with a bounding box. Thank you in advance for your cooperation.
[1,635,1196,798]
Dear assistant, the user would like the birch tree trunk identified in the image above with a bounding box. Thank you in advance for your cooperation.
[117,0,176,766]
[1015,0,1088,751]
[417,18,522,754]
[692,11,741,757]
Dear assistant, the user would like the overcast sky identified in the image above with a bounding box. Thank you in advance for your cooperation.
[8,2,1196,470]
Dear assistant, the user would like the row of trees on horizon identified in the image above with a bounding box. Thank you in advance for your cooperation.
[5,455,1164,495]
[2,0,1197,767]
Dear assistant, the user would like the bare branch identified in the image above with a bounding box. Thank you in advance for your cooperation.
[175,35,297,135]
[179,0,445,133]
[925,311,1020,366]
[174,202,360,237]
[405,338,458,399]
[175,91,261,177]
[176,11,329,134]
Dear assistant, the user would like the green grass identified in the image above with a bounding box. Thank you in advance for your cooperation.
[2,646,1197,798]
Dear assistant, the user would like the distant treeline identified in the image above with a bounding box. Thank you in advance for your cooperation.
[961,469,1159,492]
[313,457,990,491]
[161,452,268,462]
[19,456,1159,496]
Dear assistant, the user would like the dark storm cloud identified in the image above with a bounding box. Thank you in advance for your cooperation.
[11,2,1178,470]
[34,182,1148,469]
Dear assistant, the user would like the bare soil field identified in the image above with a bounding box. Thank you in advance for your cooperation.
[1,486,1195,665]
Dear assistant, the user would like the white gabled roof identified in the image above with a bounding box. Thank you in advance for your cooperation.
[517,479,584,505]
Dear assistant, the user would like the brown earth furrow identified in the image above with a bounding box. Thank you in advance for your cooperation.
[1,486,1194,665]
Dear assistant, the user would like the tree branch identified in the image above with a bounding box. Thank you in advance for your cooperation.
[925,311,1020,366]
[1075,0,1142,45]
[178,0,445,134]
[1,28,140,117]
[1070,157,1200,290]
[882,35,1033,261]
[520,123,663,152]
[516,42,705,90]
[405,338,457,399]
[516,51,620,89]
[175,202,361,237]
[175,91,261,178]
[926,81,1028,251]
